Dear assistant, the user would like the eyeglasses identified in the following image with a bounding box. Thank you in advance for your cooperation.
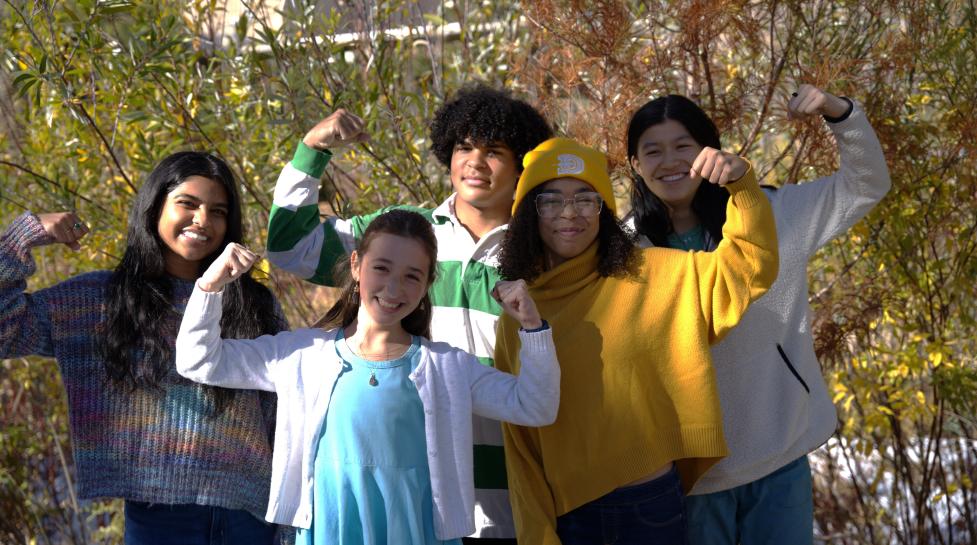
[535,192,604,218]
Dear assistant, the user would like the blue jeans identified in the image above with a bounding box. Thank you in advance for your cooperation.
[124,501,276,545]
[556,465,688,545]
[685,456,813,545]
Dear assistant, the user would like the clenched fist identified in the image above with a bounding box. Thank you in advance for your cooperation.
[493,279,543,331]
[197,243,259,292]
[788,84,850,120]
[302,109,371,150]
[690,148,749,186]
[37,211,88,251]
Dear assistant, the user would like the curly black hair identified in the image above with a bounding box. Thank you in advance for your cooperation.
[429,83,552,170]
[498,185,640,283]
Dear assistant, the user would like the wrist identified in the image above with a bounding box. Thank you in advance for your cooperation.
[196,279,223,293]
[520,319,548,333]
[823,97,854,123]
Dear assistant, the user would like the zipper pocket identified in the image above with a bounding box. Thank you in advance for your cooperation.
[776,344,810,394]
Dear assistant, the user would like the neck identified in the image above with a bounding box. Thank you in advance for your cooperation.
[454,198,510,241]
[669,206,700,235]
[164,256,200,280]
[344,316,412,360]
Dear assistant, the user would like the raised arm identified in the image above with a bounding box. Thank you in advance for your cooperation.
[176,243,290,391]
[468,280,559,425]
[0,212,88,358]
[266,109,374,285]
[689,163,779,343]
[778,84,891,254]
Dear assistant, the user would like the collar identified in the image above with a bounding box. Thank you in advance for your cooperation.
[530,241,601,301]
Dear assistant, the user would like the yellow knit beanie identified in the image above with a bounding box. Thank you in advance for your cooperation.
[512,137,616,215]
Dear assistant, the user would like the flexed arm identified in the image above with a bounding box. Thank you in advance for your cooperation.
[0,212,88,358]
[688,156,779,343]
[176,243,289,391]
[266,110,374,285]
[780,84,891,254]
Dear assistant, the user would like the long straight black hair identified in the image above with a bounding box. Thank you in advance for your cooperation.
[627,94,729,248]
[98,151,283,414]
[317,209,438,339]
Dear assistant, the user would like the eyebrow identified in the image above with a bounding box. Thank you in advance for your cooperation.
[372,257,426,275]
[171,193,229,209]
[640,135,695,149]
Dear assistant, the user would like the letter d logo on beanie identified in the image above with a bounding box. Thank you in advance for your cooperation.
[557,154,585,175]
[512,137,617,215]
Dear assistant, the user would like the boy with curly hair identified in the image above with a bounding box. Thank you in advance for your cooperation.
[266,84,552,543]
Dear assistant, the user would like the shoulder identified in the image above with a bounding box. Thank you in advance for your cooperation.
[50,270,114,293]
[421,338,466,358]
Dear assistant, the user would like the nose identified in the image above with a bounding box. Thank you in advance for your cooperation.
[558,199,579,219]
[466,148,487,168]
[193,207,210,227]
[661,146,680,169]
[383,275,403,296]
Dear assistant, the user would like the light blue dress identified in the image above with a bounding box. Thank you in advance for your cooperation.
[296,330,462,545]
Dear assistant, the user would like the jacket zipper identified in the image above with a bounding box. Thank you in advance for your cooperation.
[776,344,810,394]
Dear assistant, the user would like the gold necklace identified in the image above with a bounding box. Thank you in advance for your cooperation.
[352,340,411,387]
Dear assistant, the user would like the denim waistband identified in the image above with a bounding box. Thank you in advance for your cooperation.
[587,465,682,506]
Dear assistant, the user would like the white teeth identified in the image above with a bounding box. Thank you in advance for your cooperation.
[182,230,208,241]
[377,298,400,309]
[661,173,685,183]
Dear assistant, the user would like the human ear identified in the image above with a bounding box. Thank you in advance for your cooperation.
[629,155,642,175]
[350,250,360,282]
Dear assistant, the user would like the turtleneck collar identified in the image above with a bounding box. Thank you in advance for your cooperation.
[530,241,601,301]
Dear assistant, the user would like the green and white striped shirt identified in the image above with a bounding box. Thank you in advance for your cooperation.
[267,142,516,538]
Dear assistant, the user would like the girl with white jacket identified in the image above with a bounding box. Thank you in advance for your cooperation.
[175,209,560,545]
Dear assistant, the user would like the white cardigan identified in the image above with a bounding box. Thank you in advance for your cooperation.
[633,102,890,494]
[175,285,560,539]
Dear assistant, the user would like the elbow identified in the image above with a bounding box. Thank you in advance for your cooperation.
[174,342,216,385]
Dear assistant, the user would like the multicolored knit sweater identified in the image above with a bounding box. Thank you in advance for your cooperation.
[0,212,276,519]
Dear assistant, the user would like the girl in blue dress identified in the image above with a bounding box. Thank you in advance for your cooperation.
[174,209,560,544]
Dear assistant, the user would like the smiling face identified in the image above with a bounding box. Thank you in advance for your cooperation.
[449,138,520,216]
[630,119,705,214]
[537,177,601,269]
[156,175,229,279]
[350,233,433,330]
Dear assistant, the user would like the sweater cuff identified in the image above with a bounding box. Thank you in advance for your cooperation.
[517,326,555,353]
[723,165,764,209]
[6,212,55,249]
[292,142,333,178]
[823,97,854,124]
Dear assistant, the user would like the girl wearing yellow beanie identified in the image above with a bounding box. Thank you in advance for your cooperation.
[493,137,779,544]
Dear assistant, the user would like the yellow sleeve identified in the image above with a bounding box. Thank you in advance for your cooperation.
[692,166,779,344]
[503,422,562,545]
[495,316,563,545]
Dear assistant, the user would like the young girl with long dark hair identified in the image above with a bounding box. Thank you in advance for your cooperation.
[494,137,779,545]
[175,209,560,545]
[625,86,890,544]
[0,152,285,544]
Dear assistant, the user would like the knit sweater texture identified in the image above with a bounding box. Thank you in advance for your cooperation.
[494,171,779,545]
[0,212,277,519]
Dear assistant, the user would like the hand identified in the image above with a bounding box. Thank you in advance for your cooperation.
[302,109,371,150]
[37,212,88,250]
[691,147,749,186]
[493,280,543,330]
[787,84,850,120]
[197,243,259,292]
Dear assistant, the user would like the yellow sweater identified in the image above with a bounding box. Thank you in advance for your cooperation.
[494,171,778,544]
